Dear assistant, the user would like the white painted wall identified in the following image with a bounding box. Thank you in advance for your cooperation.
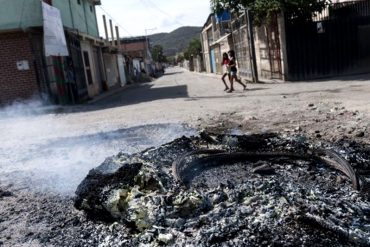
[81,41,100,97]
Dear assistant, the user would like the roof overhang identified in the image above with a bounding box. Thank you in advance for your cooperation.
[91,0,101,5]
[67,29,106,46]
[202,23,213,33]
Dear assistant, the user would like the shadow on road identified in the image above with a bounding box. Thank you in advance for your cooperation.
[285,72,370,84]
[185,87,268,101]
[279,88,342,97]
[164,71,184,76]
[245,87,268,92]
[71,83,189,113]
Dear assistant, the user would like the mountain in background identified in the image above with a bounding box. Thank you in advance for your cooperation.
[149,26,202,57]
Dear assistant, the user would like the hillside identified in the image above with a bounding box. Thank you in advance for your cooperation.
[149,26,202,57]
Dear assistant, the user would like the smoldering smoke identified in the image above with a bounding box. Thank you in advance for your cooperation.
[0,100,195,194]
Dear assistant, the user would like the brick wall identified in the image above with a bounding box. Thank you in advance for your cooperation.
[0,32,39,104]
[120,41,147,52]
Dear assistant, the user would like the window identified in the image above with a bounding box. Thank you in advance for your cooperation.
[77,0,81,5]
[90,5,93,12]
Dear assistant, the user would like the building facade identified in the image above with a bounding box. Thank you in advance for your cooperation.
[0,0,120,104]
[201,13,234,75]
[201,0,370,82]
[120,37,154,81]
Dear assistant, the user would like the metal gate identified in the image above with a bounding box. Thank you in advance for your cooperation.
[266,14,283,79]
[65,32,89,102]
[285,0,370,81]
[231,12,253,79]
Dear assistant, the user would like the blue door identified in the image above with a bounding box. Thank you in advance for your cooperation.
[210,49,217,73]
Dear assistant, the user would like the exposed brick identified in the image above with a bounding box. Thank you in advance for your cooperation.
[0,31,39,104]
[120,40,147,58]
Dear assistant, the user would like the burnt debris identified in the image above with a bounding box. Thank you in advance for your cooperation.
[0,188,12,198]
[74,133,370,246]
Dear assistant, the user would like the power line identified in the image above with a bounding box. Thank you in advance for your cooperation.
[139,0,185,26]
[97,5,133,37]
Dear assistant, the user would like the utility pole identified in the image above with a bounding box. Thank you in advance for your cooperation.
[109,19,115,46]
[145,28,156,61]
[245,8,259,83]
[102,15,109,42]
[115,26,120,48]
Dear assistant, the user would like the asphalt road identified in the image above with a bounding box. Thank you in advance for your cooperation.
[1,67,370,246]
[0,67,370,194]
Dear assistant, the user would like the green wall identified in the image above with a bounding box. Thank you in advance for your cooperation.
[0,0,99,38]
[0,0,42,30]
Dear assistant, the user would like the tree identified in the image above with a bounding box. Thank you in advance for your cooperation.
[176,54,185,64]
[210,0,330,24]
[167,56,176,65]
[183,38,202,60]
[151,45,166,63]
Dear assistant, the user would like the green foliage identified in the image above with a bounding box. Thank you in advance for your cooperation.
[184,51,190,60]
[210,0,331,24]
[167,56,176,65]
[176,54,185,64]
[183,38,202,60]
[151,45,166,63]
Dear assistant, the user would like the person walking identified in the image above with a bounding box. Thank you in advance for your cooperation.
[221,52,230,91]
[227,50,247,93]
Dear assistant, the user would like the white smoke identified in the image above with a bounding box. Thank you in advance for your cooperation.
[0,100,196,195]
[0,96,58,118]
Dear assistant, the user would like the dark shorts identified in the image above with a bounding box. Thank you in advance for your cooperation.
[230,71,237,76]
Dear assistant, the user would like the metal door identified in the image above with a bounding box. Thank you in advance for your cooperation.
[266,14,283,79]
[66,32,88,102]
[285,0,370,80]
[210,48,217,73]
[117,54,127,86]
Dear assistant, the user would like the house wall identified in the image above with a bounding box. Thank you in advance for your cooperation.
[117,54,127,86]
[120,40,148,60]
[193,55,204,72]
[54,0,99,38]
[81,41,100,97]
[0,32,39,104]
[120,41,147,52]
[132,59,141,71]
[219,37,232,57]
[211,45,222,74]
[201,25,213,74]
[254,26,273,79]
[103,53,119,88]
[0,0,42,31]
[0,0,99,37]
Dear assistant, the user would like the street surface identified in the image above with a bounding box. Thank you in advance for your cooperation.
[0,67,370,246]
[1,67,370,193]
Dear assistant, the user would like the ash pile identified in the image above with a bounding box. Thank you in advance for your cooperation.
[75,132,370,246]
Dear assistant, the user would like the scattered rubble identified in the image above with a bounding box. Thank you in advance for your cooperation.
[0,188,12,198]
[74,132,370,246]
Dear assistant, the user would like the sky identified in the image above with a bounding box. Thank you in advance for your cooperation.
[95,0,212,38]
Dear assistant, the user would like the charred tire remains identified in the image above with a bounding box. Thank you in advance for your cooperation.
[75,133,370,246]
[172,149,360,190]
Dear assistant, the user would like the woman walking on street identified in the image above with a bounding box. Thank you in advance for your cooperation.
[221,52,230,91]
[227,50,247,93]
